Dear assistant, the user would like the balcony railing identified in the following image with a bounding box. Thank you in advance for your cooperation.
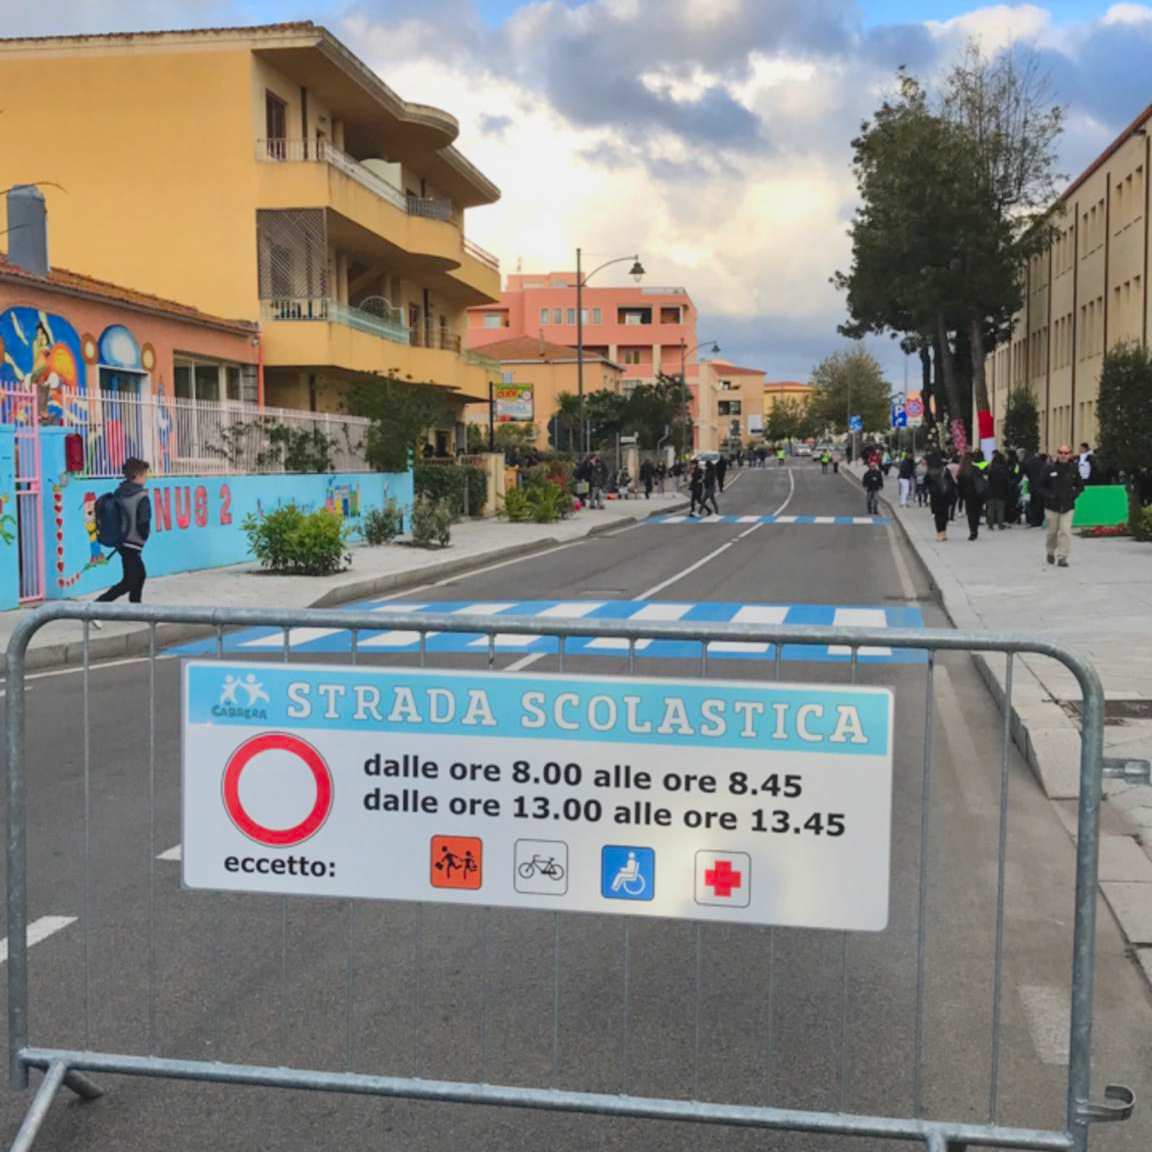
[463,237,500,272]
[261,297,410,346]
[410,328,464,353]
[257,139,464,233]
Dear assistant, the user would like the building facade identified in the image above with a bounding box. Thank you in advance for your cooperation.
[466,337,623,450]
[467,273,698,389]
[988,103,1152,450]
[0,22,502,429]
[696,360,766,451]
[763,380,817,419]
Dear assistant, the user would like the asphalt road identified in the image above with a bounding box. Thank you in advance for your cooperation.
[0,463,1149,1152]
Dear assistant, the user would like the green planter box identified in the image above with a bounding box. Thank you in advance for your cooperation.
[1072,484,1128,528]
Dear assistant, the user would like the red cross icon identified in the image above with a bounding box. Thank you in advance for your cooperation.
[704,858,742,898]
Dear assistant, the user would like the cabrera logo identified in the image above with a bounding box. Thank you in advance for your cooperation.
[213,674,271,720]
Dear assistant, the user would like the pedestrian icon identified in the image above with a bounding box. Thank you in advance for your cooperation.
[601,845,655,902]
[695,850,751,907]
[430,835,483,890]
[514,839,569,895]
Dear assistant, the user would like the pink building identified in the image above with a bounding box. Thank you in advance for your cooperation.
[467,272,699,390]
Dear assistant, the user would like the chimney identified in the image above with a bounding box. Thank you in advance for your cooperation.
[8,185,49,277]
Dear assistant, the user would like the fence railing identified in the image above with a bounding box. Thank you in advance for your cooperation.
[0,605,1135,1152]
[464,237,501,271]
[260,298,411,346]
[53,388,373,477]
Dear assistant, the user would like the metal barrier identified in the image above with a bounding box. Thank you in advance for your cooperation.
[4,602,1135,1151]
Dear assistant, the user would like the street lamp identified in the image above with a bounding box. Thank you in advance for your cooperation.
[679,339,720,455]
[576,248,645,455]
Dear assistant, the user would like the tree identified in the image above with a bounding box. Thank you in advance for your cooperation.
[494,422,539,451]
[348,377,451,471]
[551,391,583,452]
[766,397,805,442]
[1002,384,1040,454]
[808,347,891,434]
[1098,345,1152,511]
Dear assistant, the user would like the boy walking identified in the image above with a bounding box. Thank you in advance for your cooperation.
[862,459,884,515]
[96,458,152,604]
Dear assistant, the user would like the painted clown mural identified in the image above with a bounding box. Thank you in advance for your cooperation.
[0,307,84,422]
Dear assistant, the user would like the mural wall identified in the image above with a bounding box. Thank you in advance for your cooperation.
[40,430,413,599]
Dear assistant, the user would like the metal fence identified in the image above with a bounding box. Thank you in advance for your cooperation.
[54,389,372,477]
[3,604,1134,1152]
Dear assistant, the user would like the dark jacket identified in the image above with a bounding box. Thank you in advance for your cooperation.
[959,464,987,502]
[862,467,884,492]
[115,481,151,550]
[703,463,717,494]
[926,464,954,503]
[987,458,1011,501]
[1039,460,1084,514]
[898,457,915,480]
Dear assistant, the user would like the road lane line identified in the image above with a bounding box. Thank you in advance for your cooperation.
[157,845,182,862]
[0,915,76,963]
[639,468,795,598]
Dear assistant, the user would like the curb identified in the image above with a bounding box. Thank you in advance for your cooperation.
[5,500,692,675]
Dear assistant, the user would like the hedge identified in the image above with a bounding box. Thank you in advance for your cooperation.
[414,462,488,518]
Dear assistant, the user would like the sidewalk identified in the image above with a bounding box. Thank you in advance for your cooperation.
[847,462,1152,980]
[0,490,688,673]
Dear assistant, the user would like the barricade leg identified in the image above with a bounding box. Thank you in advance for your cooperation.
[8,1059,102,1152]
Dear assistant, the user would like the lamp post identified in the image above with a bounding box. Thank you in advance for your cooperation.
[576,248,645,455]
[679,338,720,456]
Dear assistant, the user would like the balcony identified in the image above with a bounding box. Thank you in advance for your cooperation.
[261,296,494,397]
[256,140,499,299]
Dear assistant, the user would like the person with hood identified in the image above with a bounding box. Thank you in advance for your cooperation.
[589,455,608,509]
[688,461,705,516]
[897,452,915,507]
[862,459,884,515]
[639,458,655,499]
[958,451,988,541]
[702,460,721,515]
[986,450,1011,531]
[95,457,152,605]
[716,454,728,493]
[925,452,954,541]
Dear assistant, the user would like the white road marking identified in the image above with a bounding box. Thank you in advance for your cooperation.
[537,602,605,618]
[640,469,793,598]
[774,515,798,524]
[586,636,653,650]
[358,630,424,649]
[631,603,693,621]
[732,605,790,625]
[505,652,547,672]
[1019,984,1070,1065]
[707,641,771,653]
[0,915,76,963]
[736,515,760,523]
[814,516,836,524]
[828,608,890,656]
[467,633,540,648]
[663,516,689,524]
[157,844,182,862]
[372,603,430,613]
[242,627,344,650]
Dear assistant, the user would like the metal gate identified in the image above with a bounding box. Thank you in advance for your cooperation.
[4,603,1135,1152]
[9,386,43,603]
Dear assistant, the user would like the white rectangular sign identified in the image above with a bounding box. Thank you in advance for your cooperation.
[182,663,894,929]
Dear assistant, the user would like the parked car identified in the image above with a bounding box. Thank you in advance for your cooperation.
[793,444,812,457]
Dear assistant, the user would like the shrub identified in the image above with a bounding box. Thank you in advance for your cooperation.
[502,480,568,523]
[411,495,452,547]
[1130,504,1152,541]
[362,499,404,545]
[414,462,487,517]
[243,504,350,575]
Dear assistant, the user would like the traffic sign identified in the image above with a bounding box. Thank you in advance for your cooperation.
[182,662,894,929]
[848,415,863,433]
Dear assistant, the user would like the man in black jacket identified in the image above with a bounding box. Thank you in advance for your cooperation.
[862,460,884,516]
[1039,444,1083,567]
[96,457,152,603]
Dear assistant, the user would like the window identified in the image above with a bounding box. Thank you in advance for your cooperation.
[174,358,257,404]
[718,400,742,416]
[482,312,504,329]
[621,349,642,365]
[591,308,602,325]
[566,308,576,325]
[552,309,562,325]
[265,91,287,159]
[540,307,550,326]
[618,308,652,325]
[660,306,681,324]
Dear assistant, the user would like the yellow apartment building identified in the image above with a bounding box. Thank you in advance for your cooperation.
[988,103,1152,450]
[0,22,502,438]
[763,380,816,419]
[697,360,766,450]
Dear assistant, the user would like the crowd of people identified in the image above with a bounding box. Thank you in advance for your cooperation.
[862,441,1099,567]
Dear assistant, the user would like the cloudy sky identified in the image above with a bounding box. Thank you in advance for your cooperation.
[12,0,1152,382]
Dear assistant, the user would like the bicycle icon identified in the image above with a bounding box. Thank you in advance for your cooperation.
[517,855,566,882]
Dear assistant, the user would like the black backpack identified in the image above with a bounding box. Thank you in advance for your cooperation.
[969,468,989,500]
[94,492,130,548]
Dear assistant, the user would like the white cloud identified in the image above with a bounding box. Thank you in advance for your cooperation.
[1101,3,1152,24]
[925,4,1052,52]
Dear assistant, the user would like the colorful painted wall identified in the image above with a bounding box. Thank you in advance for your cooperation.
[37,430,412,600]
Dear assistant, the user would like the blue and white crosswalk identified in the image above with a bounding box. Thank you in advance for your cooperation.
[649,514,889,526]
[170,599,926,664]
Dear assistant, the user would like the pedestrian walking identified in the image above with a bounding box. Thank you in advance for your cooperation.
[862,459,884,515]
[702,460,720,515]
[1078,442,1095,485]
[776,447,786,468]
[897,452,915,507]
[95,457,152,606]
[958,452,988,541]
[914,455,928,506]
[688,462,705,516]
[640,458,655,499]
[986,450,1011,530]
[831,448,841,474]
[716,455,728,493]
[820,450,830,474]
[1023,451,1048,526]
[925,452,954,541]
[1039,444,1084,567]
[947,456,961,520]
